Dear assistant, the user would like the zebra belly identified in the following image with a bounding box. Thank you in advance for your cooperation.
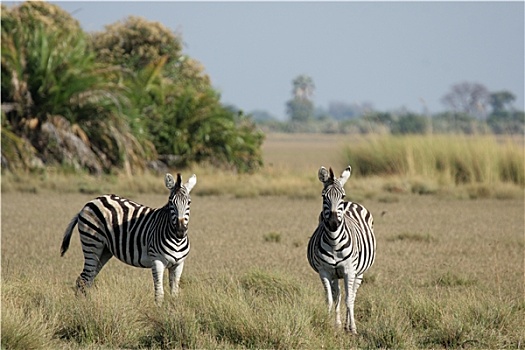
[114,245,153,268]
[77,219,153,269]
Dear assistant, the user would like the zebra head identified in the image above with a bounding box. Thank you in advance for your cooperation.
[165,173,197,238]
[318,166,351,232]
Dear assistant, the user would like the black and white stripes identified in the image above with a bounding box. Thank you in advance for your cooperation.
[60,173,196,304]
[307,166,376,334]
[61,166,377,334]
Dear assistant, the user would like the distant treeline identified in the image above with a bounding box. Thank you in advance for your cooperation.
[255,109,525,135]
[1,2,264,175]
[255,77,524,135]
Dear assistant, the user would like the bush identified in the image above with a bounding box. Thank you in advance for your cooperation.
[391,113,430,134]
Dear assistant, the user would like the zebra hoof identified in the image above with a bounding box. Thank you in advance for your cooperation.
[344,326,358,335]
[75,277,89,296]
[155,295,164,306]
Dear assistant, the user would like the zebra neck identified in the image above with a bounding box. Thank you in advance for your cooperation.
[322,220,346,240]
[158,206,184,241]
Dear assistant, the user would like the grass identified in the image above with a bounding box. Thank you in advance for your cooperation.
[2,190,524,349]
[2,133,524,348]
[263,231,282,243]
[344,134,524,187]
[387,232,436,243]
[2,134,523,200]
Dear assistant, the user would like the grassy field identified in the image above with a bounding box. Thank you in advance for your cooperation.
[2,133,524,349]
[2,133,523,201]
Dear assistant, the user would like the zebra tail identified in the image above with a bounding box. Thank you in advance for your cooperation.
[61,214,79,257]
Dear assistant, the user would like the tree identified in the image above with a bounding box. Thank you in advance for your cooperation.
[489,91,516,114]
[90,16,183,73]
[286,75,315,122]
[362,112,393,125]
[487,110,524,135]
[328,101,373,120]
[1,2,146,174]
[292,74,315,100]
[432,112,478,134]
[391,113,429,134]
[90,15,263,172]
[440,82,490,119]
[2,4,263,174]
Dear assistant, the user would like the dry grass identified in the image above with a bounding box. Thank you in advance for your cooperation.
[2,133,524,348]
[344,134,524,186]
[2,190,524,349]
[2,134,522,201]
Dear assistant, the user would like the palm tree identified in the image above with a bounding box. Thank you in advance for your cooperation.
[292,74,315,100]
[1,2,149,174]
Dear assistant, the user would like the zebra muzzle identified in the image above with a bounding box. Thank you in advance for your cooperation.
[175,219,188,237]
[326,211,340,231]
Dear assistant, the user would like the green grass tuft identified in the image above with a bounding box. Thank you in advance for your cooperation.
[388,232,436,243]
[263,231,282,243]
[431,271,477,287]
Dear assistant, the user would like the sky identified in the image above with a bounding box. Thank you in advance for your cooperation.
[39,1,525,119]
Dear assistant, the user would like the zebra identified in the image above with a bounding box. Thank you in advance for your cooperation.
[60,173,196,304]
[307,166,376,334]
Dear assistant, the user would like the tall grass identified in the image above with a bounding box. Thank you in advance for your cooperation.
[344,135,524,187]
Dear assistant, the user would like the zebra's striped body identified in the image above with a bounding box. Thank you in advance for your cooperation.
[307,166,375,334]
[61,173,196,304]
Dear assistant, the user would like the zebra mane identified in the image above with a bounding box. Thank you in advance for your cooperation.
[175,173,182,189]
[329,167,335,180]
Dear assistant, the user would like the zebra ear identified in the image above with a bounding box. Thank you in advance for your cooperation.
[165,173,176,190]
[318,166,330,183]
[184,174,197,193]
[338,166,352,186]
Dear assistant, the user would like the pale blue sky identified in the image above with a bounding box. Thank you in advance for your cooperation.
[43,2,525,119]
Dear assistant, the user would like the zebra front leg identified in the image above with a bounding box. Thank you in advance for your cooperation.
[152,260,166,305]
[331,278,342,328]
[319,271,338,326]
[343,271,358,334]
[168,262,184,296]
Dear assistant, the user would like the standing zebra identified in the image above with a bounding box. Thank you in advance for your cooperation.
[307,166,376,334]
[60,173,196,304]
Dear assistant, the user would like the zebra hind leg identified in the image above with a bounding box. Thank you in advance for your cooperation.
[76,246,113,296]
[75,276,91,296]
[343,272,358,334]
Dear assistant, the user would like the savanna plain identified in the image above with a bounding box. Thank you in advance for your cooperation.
[2,133,524,349]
